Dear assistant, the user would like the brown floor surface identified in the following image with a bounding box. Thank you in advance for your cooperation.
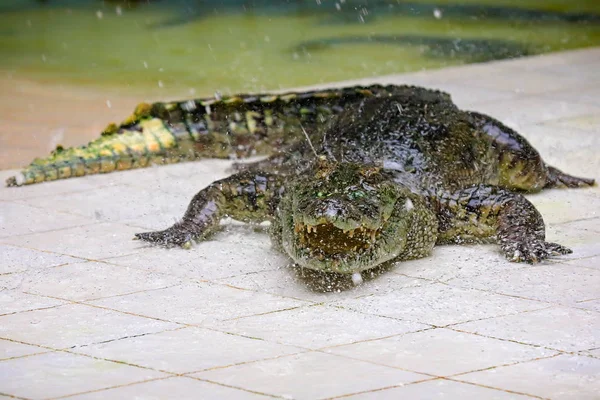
[0,74,187,170]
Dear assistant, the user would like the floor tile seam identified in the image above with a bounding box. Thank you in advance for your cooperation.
[438,278,582,309]
[323,376,440,400]
[315,342,561,385]
[67,283,186,303]
[55,347,180,377]
[201,280,320,305]
[22,293,192,327]
[0,260,83,276]
[71,298,322,350]
[446,325,574,354]
[0,221,101,242]
[185,376,283,398]
[575,296,600,304]
[46,376,174,400]
[219,303,327,323]
[0,391,30,400]
[310,348,440,379]
[445,377,547,399]
[328,301,445,327]
[68,325,189,352]
[0,302,72,318]
[553,215,600,228]
[316,326,439,353]
[445,353,562,380]
[183,349,313,376]
[0,242,89,262]
[0,336,64,354]
[387,276,568,311]
[62,324,313,375]
[580,352,600,360]
[101,256,279,284]
[0,350,52,363]
[0,334,187,375]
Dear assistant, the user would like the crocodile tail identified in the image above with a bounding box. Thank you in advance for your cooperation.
[6,84,441,186]
[5,115,194,186]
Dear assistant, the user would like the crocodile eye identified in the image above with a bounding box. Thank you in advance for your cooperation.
[348,190,366,200]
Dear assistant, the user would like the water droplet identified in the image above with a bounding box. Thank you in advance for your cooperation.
[96,10,103,19]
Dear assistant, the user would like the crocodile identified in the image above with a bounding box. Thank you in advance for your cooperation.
[8,85,594,273]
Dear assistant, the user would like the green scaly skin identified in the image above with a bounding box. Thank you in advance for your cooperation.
[132,86,594,272]
[8,84,594,273]
[6,85,406,186]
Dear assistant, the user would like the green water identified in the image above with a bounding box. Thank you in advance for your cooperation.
[1,0,600,96]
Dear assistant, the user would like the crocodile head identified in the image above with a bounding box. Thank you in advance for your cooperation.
[277,159,429,274]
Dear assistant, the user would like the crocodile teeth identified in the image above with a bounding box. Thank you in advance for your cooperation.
[348,229,354,238]
[370,231,377,242]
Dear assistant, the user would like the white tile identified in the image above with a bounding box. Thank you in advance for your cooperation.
[528,191,600,225]
[0,303,179,349]
[75,326,302,374]
[0,339,48,360]
[456,70,587,95]
[88,282,309,325]
[558,254,600,270]
[0,243,80,274]
[393,244,522,283]
[446,263,600,306]
[514,123,600,179]
[67,377,269,400]
[455,306,600,352]
[327,328,556,377]
[587,349,600,358]
[0,201,93,238]
[107,240,286,281]
[575,299,600,313]
[0,175,104,202]
[192,351,427,399]
[0,351,166,399]
[1,222,148,260]
[343,378,533,399]
[210,304,430,349]
[548,113,600,133]
[20,184,191,231]
[469,98,600,126]
[219,266,431,303]
[548,83,600,107]
[20,261,180,301]
[0,290,66,316]
[459,355,600,400]
[335,282,546,326]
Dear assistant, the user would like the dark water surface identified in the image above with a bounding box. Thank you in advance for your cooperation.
[1,0,600,95]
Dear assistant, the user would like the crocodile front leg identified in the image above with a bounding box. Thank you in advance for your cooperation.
[135,171,283,248]
[430,184,571,263]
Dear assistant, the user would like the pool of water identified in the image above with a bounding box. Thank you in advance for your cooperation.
[1,0,600,96]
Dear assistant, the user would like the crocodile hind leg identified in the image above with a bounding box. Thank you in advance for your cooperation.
[545,165,595,188]
[135,171,283,248]
[431,184,571,263]
[468,111,595,191]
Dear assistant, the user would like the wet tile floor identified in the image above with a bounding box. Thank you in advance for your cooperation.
[1,48,600,399]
